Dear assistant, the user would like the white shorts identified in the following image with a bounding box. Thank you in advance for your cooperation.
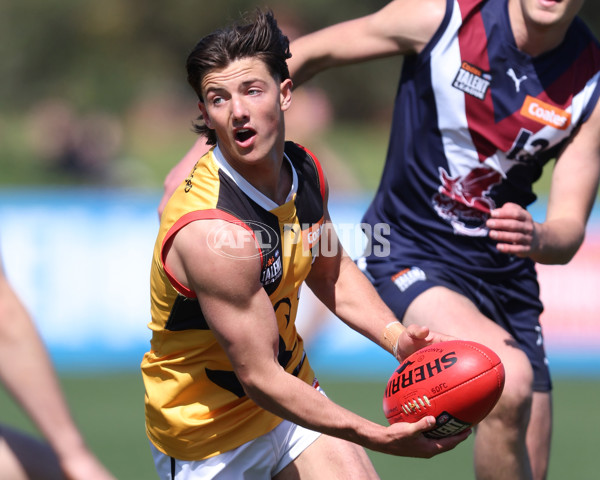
[151,383,324,479]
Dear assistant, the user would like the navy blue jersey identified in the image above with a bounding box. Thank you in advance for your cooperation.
[363,0,600,280]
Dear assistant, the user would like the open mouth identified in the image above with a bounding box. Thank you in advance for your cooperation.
[235,128,256,143]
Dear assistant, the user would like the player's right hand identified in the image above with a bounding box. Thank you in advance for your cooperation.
[382,416,471,458]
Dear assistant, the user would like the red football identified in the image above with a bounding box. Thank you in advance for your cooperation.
[383,340,505,438]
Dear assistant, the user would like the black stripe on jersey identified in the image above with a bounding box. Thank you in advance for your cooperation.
[205,334,304,399]
[165,295,208,331]
[285,142,325,226]
[216,171,283,297]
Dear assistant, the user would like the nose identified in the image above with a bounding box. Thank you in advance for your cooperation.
[231,96,249,123]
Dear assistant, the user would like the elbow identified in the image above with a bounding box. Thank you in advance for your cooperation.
[235,368,274,406]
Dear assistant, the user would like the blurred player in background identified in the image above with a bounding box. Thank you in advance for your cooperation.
[287,0,600,479]
[0,255,116,479]
[141,9,469,480]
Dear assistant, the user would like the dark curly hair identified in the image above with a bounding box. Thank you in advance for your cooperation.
[186,9,292,145]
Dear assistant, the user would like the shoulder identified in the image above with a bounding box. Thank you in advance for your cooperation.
[285,141,326,200]
[167,219,263,297]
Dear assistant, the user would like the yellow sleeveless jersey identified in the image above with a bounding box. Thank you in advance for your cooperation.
[141,141,326,461]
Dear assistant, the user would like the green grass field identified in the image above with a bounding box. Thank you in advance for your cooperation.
[0,372,598,479]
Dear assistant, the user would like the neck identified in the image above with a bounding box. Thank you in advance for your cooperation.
[508,0,573,57]
[217,143,291,205]
[259,154,292,205]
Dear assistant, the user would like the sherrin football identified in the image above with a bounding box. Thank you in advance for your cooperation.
[383,340,505,438]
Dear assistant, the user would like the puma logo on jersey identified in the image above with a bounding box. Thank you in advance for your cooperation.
[506,68,527,92]
[452,61,491,100]
[520,95,571,130]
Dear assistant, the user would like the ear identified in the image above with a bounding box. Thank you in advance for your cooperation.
[198,101,213,129]
[280,78,293,112]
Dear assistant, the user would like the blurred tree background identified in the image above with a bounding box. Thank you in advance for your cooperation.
[1,0,598,192]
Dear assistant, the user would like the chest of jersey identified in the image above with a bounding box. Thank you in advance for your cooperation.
[430,0,599,181]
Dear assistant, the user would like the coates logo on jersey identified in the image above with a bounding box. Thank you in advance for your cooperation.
[452,61,491,100]
[520,95,571,130]
[301,219,324,252]
[432,166,502,236]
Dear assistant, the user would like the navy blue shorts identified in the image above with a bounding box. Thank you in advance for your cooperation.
[359,258,552,392]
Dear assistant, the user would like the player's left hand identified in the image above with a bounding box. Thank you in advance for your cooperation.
[393,324,457,362]
[486,202,539,257]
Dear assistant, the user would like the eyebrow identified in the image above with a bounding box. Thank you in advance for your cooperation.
[203,77,269,96]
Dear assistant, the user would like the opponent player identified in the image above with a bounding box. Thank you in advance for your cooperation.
[141,9,469,479]
[287,1,600,479]
[0,254,116,479]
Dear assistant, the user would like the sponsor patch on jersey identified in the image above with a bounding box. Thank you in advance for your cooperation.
[520,95,571,130]
[452,61,491,100]
[391,267,427,292]
[301,218,324,252]
[261,250,282,285]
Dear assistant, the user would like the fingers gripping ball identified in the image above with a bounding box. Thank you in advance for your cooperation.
[383,340,505,438]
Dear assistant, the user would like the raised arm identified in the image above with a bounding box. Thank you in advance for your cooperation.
[288,0,447,87]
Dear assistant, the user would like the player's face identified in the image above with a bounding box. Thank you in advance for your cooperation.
[199,57,292,169]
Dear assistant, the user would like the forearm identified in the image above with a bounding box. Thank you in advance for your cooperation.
[289,33,348,87]
[244,365,386,450]
[0,283,87,456]
[289,13,398,87]
[308,255,399,353]
[529,217,585,264]
[288,0,446,88]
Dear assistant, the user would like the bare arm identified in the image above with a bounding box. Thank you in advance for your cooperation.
[487,101,600,264]
[288,0,447,87]
[0,269,115,479]
[166,219,468,457]
[305,205,458,360]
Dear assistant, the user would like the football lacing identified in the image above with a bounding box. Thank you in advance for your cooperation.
[402,395,431,414]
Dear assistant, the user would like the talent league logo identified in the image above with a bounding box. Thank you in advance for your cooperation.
[452,61,491,100]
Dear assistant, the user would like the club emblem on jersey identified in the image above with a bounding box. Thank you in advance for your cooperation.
[432,166,502,236]
[452,61,491,100]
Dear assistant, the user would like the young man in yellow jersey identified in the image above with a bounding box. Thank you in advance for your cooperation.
[141,9,468,480]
